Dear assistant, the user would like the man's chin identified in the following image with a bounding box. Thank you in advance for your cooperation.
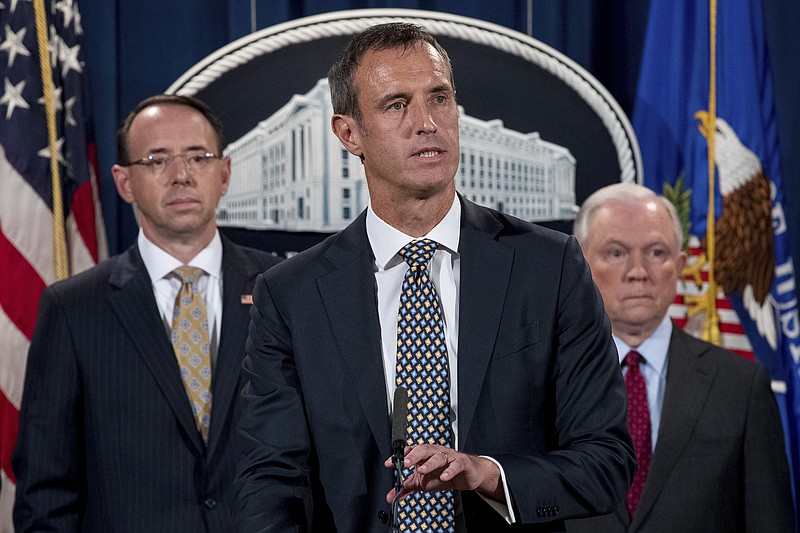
[155,214,215,238]
[618,309,661,328]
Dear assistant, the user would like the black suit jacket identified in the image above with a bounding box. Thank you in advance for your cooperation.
[13,236,280,533]
[565,325,794,533]
[235,199,636,532]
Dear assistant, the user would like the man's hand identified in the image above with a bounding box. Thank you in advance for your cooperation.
[384,444,505,503]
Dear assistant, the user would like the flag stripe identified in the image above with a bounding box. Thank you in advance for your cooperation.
[670,302,742,324]
[0,469,15,525]
[673,293,735,311]
[0,390,19,484]
[0,145,57,285]
[67,211,97,275]
[70,166,100,263]
[0,304,30,408]
[0,226,46,340]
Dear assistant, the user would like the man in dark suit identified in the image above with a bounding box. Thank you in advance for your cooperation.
[234,23,635,532]
[12,94,281,532]
[566,183,794,532]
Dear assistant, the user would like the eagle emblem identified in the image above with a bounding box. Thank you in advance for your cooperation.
[689,111,776,349]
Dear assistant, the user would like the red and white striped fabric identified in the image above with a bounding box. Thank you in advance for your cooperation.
[669,237,756,361]
[0,1,106,530]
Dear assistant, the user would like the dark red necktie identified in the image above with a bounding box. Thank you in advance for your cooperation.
[624,350,651,516]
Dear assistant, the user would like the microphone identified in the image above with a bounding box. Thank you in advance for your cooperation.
[391,386,409,532]
[392,386,409,464]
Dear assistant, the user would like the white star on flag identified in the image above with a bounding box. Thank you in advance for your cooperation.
[54,0,74,30]
[58,40,81,77]
[64,94,76,125]
[37,136,65,165]
[0,76,29,118]
[48,23,61,66]
[0,25,31,67]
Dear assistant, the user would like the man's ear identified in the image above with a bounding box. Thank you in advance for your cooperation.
[219,156,231,196]
[111,164,135,205]
[331,114,363,159]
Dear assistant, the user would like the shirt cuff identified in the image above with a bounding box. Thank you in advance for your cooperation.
[478,455,517,524]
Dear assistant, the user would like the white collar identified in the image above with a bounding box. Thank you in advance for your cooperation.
[614,314,672,373]
[138,229,223,282]
[366,194,461,270]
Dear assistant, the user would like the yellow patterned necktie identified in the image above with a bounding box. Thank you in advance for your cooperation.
[170,266,212,442]
[395,239,455,532]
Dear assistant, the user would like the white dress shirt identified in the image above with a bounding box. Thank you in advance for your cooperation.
[137,229,224,365]
[367,198,461,439]
[366,195,515,523]
[614,315,671,452]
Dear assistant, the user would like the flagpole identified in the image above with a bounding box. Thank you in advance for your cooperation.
[33,0,69,281]
[703,0,721,346]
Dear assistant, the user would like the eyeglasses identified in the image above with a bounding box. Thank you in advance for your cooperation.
[123,151,222,174]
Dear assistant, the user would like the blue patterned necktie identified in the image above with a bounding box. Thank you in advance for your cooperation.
[395,239,455,532]
[170,266,212,442]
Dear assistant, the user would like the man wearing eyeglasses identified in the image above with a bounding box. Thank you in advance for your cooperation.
[12,94,281,532]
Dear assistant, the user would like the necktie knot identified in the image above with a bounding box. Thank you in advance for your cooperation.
[399,239,437,269]
[172,266,206,287]
[625,350,643,370]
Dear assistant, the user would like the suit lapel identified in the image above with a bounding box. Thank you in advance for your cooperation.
[206,238,263,458]
[309,201,515,457]
[456,199,514,449]
[108,245,204,454]
[629,325,717,529]
[317,215,391,457]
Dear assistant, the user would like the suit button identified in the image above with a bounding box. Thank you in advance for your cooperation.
[204,498,217,509]
[378,510,389,524]
[554,505,560,515]
[536,508,543,518]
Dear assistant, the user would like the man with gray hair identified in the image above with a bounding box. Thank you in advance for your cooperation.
[566,182,793,532]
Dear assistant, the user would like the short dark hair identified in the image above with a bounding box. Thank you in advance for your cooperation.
[116,94,225,165]
[327,22,455,123]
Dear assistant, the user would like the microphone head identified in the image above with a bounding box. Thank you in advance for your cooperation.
[392,386,409,446]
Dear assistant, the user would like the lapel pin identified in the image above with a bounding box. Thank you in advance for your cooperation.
[240,294,253,305]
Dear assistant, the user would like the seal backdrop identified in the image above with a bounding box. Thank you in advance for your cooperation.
[167,9,641,248]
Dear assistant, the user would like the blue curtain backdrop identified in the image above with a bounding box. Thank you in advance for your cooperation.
[79,0,799,263]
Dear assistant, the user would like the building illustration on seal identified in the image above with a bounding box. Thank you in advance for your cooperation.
[217,78,577,231]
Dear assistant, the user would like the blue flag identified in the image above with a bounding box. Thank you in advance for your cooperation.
[633,0,800,515]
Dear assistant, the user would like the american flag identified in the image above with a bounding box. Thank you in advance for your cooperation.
[0,0,106,528]
[670,238,757,362]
